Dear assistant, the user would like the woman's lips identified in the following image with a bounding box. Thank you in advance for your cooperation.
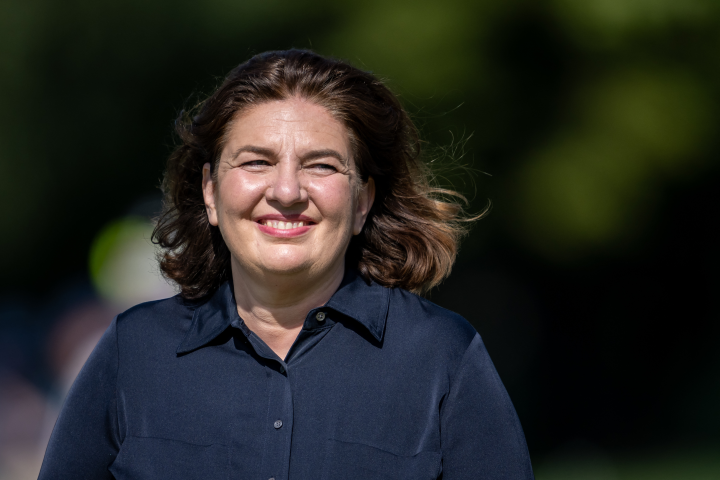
[256,218,314,237]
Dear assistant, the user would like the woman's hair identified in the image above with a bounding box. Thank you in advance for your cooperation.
[153,49,475,298]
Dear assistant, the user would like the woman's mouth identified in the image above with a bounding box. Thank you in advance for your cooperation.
[256,218,315,237]
[258,219,309,229]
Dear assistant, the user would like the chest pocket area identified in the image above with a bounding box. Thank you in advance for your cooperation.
[109,435,229,480]
[322,439,441,480]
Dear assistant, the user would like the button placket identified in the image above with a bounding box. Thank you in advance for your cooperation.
[261,364,294,480]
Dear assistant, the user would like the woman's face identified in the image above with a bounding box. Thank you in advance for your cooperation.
[202,97,374,282]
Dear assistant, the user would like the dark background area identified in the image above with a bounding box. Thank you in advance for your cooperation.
[1,0,719,478]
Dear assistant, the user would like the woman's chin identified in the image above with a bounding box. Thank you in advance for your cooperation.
[252,250,319,276]
[231,238,345,280]
[259,260,312,276]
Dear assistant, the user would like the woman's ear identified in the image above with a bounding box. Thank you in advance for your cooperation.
[353,176,375,235]
[202,163,219,226]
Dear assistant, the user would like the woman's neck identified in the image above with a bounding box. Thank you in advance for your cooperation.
[230,261,345,361]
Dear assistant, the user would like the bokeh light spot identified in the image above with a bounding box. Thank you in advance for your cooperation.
[89,216,176,308]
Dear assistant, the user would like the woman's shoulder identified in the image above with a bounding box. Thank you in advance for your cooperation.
[117,293,193,321]
[114,294,197,346]
[386,287,479,354]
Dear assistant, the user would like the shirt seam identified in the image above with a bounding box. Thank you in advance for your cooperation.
[445,332,480,394]
[444,333,530,472]
[176,307,201,353]
[124,434,229,447]
[439,331,479,453]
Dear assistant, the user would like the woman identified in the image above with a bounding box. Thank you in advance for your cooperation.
[39,50,534,479]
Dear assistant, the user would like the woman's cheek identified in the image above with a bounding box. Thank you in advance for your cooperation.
[221,174,268,215]
[308,176,354,215]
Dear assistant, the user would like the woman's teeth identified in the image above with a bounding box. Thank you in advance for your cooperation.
[262,220,305,229]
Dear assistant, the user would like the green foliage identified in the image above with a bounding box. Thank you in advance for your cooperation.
[510,68,714,259]
[1,0,718,278]
[535,447,720,480]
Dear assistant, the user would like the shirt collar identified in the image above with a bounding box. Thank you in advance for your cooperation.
[176,269,390,355]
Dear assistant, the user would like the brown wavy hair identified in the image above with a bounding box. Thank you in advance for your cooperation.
[153,49,476,299]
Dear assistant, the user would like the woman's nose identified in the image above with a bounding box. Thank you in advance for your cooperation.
[266,163,307,206]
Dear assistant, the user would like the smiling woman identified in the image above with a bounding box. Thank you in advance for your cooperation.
[38,50,534,480]
[154,51,472,300]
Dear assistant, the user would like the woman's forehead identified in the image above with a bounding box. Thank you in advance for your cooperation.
[224,98,351,156]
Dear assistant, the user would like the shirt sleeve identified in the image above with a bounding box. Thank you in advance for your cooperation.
[440,333,534,479]
[38,317,121,479]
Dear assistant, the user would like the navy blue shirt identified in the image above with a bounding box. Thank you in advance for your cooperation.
[39,270,534,479]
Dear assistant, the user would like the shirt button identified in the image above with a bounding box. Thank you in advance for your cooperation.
[274,420,283,429]
[269,478,275,480]
[316,311,326,322]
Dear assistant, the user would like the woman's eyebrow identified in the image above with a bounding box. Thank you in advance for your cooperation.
[229,145,276,161]
[229,146,346,165]
[300,149,348,165]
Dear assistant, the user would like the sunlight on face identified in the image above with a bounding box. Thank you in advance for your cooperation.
[202,97,374,282]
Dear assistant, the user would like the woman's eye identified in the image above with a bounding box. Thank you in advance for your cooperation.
[306,163,338,173]
[241,160,271,168]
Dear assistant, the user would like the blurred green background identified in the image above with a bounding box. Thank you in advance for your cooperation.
[1,0,719,478]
